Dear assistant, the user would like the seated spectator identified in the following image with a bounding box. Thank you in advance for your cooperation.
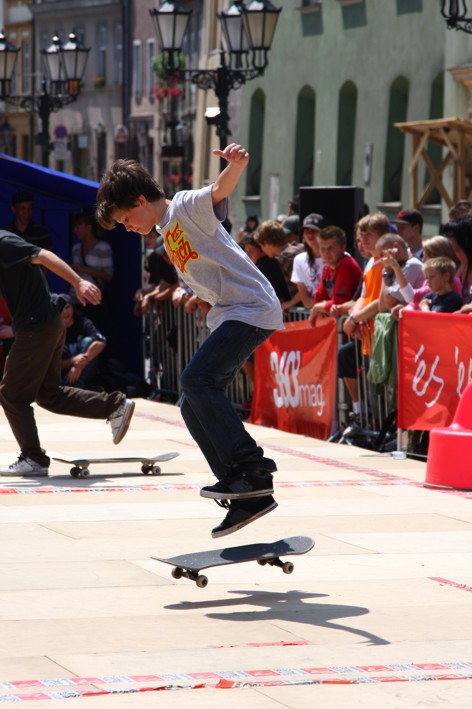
[442,216,472,307]
[134,231,178,316]
[54,294,106,389]
[3,190,52,250]
[376,233,424,313]
[419,257,463,313]
[289,213,326,310]
[253,219,304,310]
[69,209,114,323]
[309,226,362,324]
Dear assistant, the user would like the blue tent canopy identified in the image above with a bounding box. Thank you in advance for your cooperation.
[0,153,143,375]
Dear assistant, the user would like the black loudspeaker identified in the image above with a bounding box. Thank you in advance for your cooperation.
[299,186,365,254]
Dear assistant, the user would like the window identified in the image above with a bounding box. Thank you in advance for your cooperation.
[247,90,265,196]
[147,38,155,98]
[132,40,142,100]
[114,24,123,85]
[336,81,358,185]
[383,76,409,202]
[97,25,107,79]
[294,86,315,191]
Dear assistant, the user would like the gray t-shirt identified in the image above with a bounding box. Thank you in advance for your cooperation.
[158,185,284,332]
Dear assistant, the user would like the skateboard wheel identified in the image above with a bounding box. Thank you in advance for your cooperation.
[150,465,161,475]
[79,469,90,478]
[70,467,81,477]
[257,559,267,566]
[196,575,208,588]
[282,561,294,574]
[141,465,151,474]
[172,567,183,579]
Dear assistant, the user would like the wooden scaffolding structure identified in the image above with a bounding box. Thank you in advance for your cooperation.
[395,117,472,209]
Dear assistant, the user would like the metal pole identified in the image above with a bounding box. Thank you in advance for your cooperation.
[38,81,51,168]
[214,56,232,172]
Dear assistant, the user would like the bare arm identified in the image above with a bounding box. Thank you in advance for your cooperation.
[211,144,249,207]
[31,249,101,306]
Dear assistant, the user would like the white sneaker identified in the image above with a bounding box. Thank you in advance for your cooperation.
[108,398,135,444]
[0,455,49,477]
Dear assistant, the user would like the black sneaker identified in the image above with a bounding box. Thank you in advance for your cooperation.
[200,471,274,500]
[211,495,278,538]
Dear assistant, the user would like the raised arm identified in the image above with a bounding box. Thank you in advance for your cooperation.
[31,249,102,306]
[211,143,249,207]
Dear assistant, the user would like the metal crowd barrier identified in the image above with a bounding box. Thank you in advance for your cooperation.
[143,300,396,445]
[144,300,252,410]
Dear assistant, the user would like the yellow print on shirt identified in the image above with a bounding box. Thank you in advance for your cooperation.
[164,220,199,274]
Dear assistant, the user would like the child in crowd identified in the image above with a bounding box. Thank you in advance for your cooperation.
[419,257,463,313]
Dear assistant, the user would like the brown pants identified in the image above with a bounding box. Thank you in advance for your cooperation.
[0,314,123,461]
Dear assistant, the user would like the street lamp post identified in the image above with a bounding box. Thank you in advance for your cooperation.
[0,30,90,167]
[441,1,472,33]
[149,0,281,170]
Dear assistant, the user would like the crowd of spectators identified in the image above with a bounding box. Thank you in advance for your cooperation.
[137,194,472,454]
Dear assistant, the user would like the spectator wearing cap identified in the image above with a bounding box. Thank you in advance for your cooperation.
[289,213,326,309]
[54,293,107,389]
[282,214,300,243]
[4,191,52,251]
[253,219,304,310]
[392,208,423,259]
[69,209,114,323]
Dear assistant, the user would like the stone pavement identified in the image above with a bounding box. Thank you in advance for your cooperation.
[0,399,470,708]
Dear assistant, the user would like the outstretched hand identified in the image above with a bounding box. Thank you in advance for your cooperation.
[213,143,249,168]
[75,279,102,306]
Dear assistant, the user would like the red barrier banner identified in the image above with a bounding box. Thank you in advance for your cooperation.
[398,309,472,430]
[249,319,337,440]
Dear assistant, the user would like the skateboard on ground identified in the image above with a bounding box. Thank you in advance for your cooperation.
[152,535,314,588]
[52,452,179,478]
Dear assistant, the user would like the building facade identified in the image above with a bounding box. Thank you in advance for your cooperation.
[234,0,449,231]
[4,2,472,235]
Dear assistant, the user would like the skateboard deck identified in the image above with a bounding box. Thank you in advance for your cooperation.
[153,535,314,587]
[52,452,179,478]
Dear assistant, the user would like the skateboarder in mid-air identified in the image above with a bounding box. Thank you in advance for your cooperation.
[0,231,135,477]
[96,143,283,537]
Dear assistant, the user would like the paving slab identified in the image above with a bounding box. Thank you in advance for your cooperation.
[0,400,471,707]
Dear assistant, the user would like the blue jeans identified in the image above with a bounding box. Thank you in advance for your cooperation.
[180,320,277,481]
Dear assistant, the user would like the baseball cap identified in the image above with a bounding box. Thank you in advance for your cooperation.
[302,213,327,231]
[393,208,423,228]
[11,190,34,206]
[283,214,300,236]
[52,293,73,313]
